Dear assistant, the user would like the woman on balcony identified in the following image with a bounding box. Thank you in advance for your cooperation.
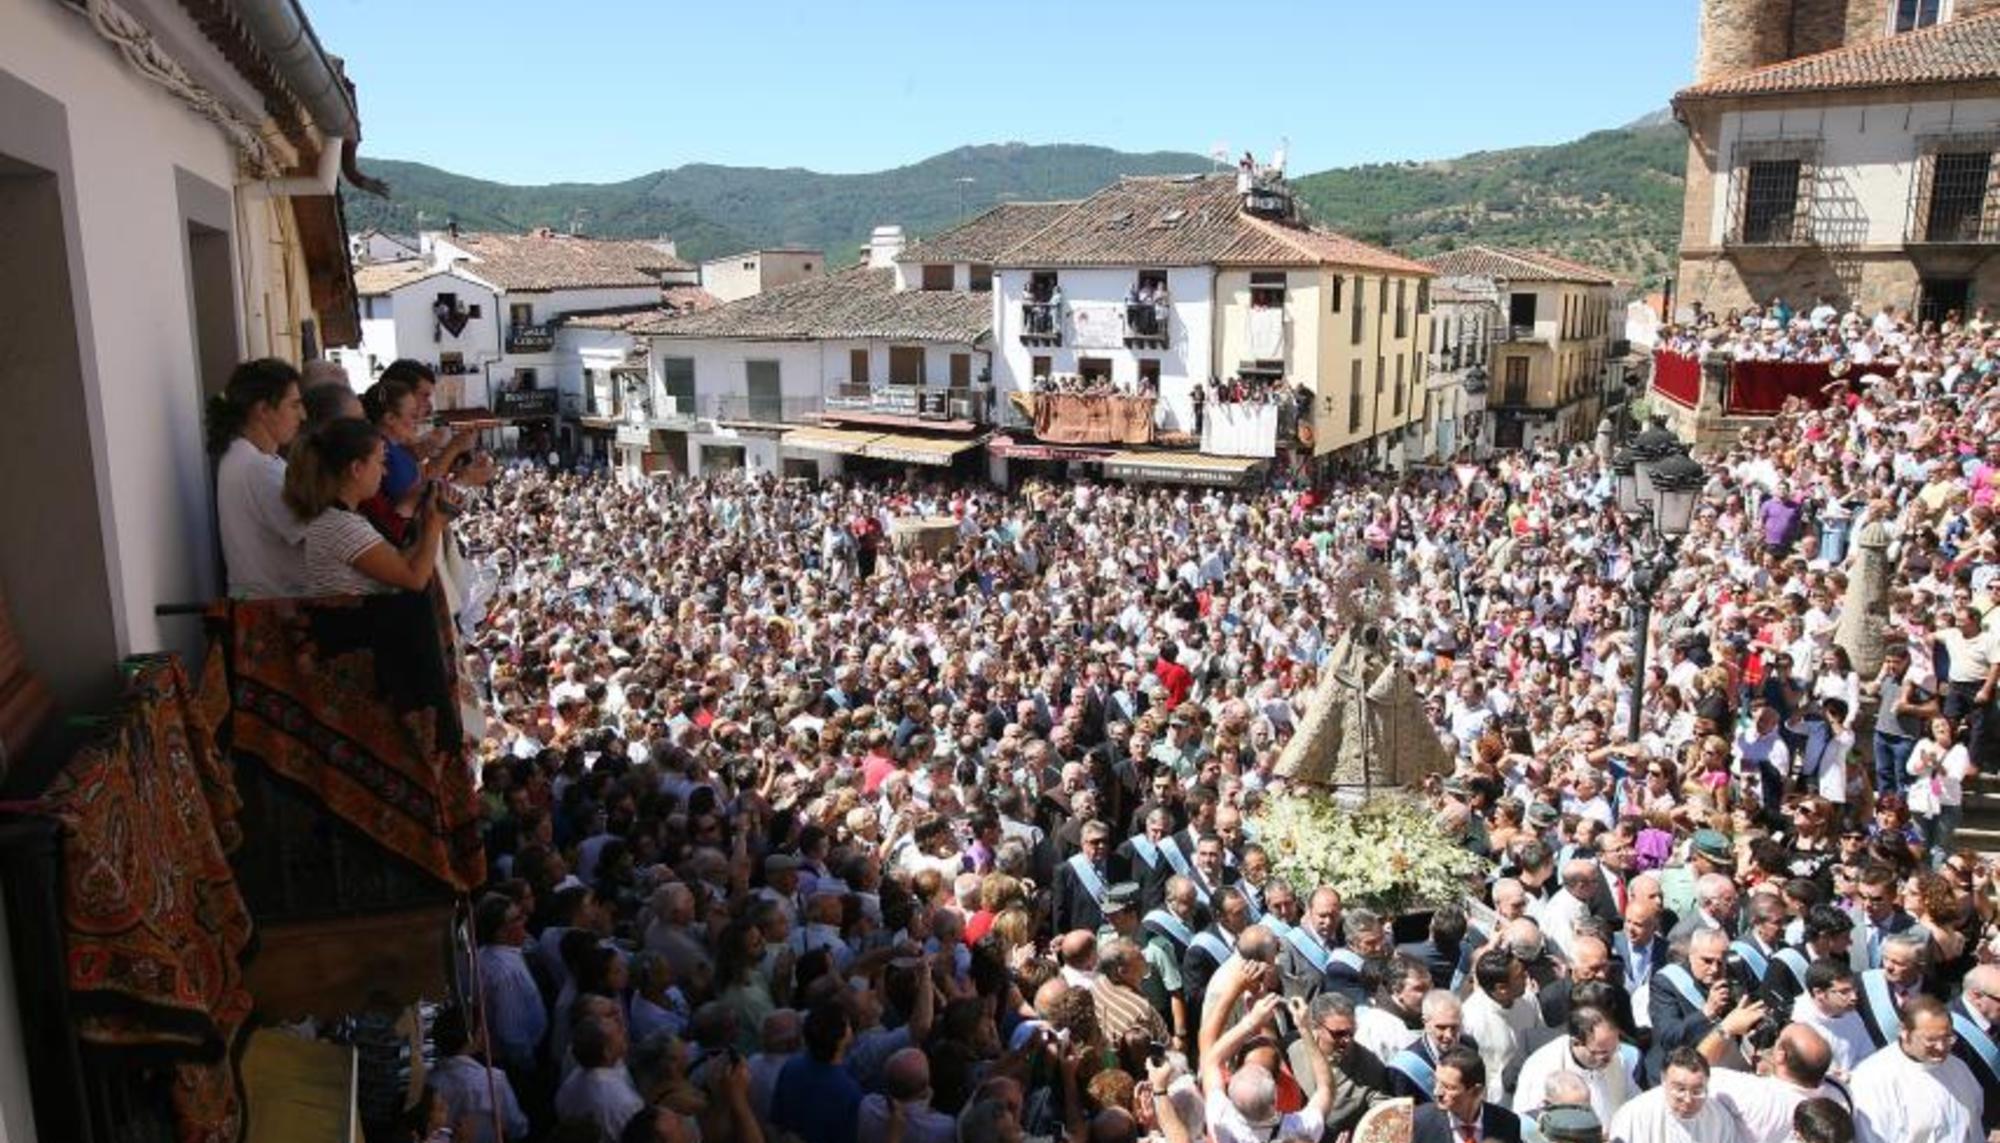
[283,417,450,595]
[206,357,307,598]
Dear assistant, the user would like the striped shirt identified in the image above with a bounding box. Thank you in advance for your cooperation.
[1093,978,1167,1044]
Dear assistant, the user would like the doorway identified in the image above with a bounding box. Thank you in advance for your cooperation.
[1919,277,1970,326]
[0,155,120,710]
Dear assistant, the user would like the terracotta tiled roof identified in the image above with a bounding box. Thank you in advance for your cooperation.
[444,231,692,291]
[353,258,447,295]
[1676,9,2000,100]
[896,202,1078,264]
[635,267,989,343]
[559,286,721,331]
[1424,245,1617,285]
[995,174,1428,274]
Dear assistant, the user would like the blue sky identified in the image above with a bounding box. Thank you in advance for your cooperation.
[305,0,1697,184]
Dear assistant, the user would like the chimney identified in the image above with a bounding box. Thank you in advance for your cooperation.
[654,236,678,259]
[867,225,906,269]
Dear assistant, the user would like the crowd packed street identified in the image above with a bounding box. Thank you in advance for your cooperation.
[206,303,2000,1143]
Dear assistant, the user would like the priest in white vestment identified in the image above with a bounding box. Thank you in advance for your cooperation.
[1849,997,1984,1143]
[1787,969,1875,1078]
[1607,1048,1747,1143]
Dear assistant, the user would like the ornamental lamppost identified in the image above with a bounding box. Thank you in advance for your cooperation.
[1613,425,1705,743]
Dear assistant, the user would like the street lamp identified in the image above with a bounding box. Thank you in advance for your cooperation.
[1617,425,1703,744]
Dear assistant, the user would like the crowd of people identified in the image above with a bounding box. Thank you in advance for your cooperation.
[198,304,2000,1143]
[1660,295,1994,374]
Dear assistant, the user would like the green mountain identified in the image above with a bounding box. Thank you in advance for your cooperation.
[343,144,1212,265]
[344,121,1688,284]
[1289,119,1686,285]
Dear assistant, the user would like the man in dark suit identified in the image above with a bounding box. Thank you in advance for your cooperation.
[1114,805,1178,912]
[1537,932,1637,1041]
[1950,963,2000,1135]
[1052,820,1114,934]
[1762,903,1854,1010]
[1644,927,1764,1084]
[1388,991,1481,1104]
[1611,908,1670,1000]
[1851,862,1918,969]
[1276,886,1342,1003]
[1324,907,1390,1005]
[1410,1047,1522,1143]
[1398,904,1475,991]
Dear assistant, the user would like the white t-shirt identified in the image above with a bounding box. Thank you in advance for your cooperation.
[216,436,306,598]
[300,507,393,596]
[1204,1088,1324,1143]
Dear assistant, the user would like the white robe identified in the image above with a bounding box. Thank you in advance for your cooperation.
[1354,1004,1419,1063]
[1512,1035,1637,1128]
[1461,988,1544,1106]
[1849,1043,1983,1143]
[1705,1069,1843,1143]
[1788,991,1876,1077]
[1607,1087,1749,1143]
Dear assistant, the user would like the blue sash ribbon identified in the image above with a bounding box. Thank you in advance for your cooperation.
[1859,969,1899,1048]
[1952,1009,2000,1077]
[1067,854,1108,904]
[1656,964,1705,1011]
[1143,909,1194,948]
[1389,1048,1436,1096]
[1158,836,1193,878]
[1191,931,1234,965]
[1729,940,1770,983]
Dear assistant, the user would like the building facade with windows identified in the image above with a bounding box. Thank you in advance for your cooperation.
[1673,0,2000,319]
[990,174,1433,473]
[1420,284,1501,461]
[1426,246,1621,453]
[635,223,994,479]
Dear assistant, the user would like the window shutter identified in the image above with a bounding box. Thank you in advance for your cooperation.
[1910,150,1938,242]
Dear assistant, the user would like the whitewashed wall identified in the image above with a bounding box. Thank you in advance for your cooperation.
[992,266,1215,430]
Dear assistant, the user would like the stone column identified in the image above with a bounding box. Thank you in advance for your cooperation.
[1833,518,1892,678]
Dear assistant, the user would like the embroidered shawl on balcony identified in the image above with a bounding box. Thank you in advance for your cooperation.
[206,587,485,893]
[45,653,254,1143]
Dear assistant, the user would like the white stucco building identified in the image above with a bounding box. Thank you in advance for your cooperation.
[989,173,1435,480]
[630,221,1001,480]
[700,247,826,302]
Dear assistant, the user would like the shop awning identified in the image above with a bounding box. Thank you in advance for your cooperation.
[862,433,985,467]
[1102,451,1264,487]
[780,426,884,457]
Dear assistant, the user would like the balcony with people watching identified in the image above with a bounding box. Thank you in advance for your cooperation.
[0,356,502,1143]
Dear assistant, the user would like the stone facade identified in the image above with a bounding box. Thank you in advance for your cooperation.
[1696,0,2000,84]
[1676,246,2000,316]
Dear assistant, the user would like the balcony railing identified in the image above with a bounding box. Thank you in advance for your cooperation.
[1504,323,1539,342]
[1124,303,1170,347]
[1020,302,1063,345]
[505,323,555,353]
[825,384,992,424]
[704,394,824,423]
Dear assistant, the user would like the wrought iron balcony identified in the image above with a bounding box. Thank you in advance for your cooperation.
[1124,303,1170,347]
[1019,302,1063,345]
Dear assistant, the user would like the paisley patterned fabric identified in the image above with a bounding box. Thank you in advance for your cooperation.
[205,588,485,893]
[46,654,253,1143]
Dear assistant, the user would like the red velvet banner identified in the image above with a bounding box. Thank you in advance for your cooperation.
[1723,360,1839,415]
[1651,351,1701,408]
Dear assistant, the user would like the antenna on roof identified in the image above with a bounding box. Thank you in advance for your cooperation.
[1271,137,1289,177]
[1209,143,1230,173]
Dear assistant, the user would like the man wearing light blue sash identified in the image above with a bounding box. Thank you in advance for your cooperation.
[1279,886,1341,1003]
[1326,907,1389,1005]
[1646,927,1757,1084]
[1389,989,1476,1104]
[1182,886,1251,1043]
[1116,807,1176,912]
[1729,894,1788,991]
[1763,904,1853,1011]
[1053,820,1114,934]
[1141,876,1202,1048]
[1855,929,1928,1050]
[1950,963,2000,1135]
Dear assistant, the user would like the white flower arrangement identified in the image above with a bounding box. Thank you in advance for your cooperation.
[1252,791,1490,916]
